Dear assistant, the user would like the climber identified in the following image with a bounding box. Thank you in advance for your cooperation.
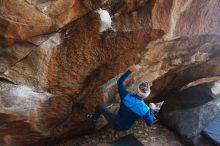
[86,64,156,130]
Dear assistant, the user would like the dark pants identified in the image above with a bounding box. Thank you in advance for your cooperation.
[95,105,119,129]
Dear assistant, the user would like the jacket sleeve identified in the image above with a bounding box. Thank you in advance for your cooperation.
[117,70,132,100]
[143,109,155,127]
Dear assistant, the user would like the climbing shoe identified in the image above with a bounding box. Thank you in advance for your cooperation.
[85,113,99,121]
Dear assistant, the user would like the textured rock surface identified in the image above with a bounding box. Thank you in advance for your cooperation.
[0,0,220,145]
[0,0,103,47]
[159,81,220,146]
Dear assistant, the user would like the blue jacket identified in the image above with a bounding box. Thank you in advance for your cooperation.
[115,70,154,130]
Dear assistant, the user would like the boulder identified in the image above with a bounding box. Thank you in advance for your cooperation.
[159,81,220,146]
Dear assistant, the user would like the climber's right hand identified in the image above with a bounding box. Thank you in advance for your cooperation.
[149,103,157,110]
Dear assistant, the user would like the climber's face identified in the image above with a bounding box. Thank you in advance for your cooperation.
[137,81,151,99]
[139,81,150,92]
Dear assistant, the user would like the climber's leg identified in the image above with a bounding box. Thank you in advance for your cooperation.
[86,104,118,128]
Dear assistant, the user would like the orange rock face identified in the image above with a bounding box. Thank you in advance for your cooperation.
[0,0,220,145]
[0,0,102,47]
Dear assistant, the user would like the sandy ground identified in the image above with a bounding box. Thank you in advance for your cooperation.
[48,119,184,146]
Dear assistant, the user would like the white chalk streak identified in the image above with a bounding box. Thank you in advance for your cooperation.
[211,81,220,95]
[96,9,112,33]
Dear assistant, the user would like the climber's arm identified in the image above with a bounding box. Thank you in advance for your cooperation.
[117,65,140,100]
[117,70,132,99]
[143,109,155,127]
